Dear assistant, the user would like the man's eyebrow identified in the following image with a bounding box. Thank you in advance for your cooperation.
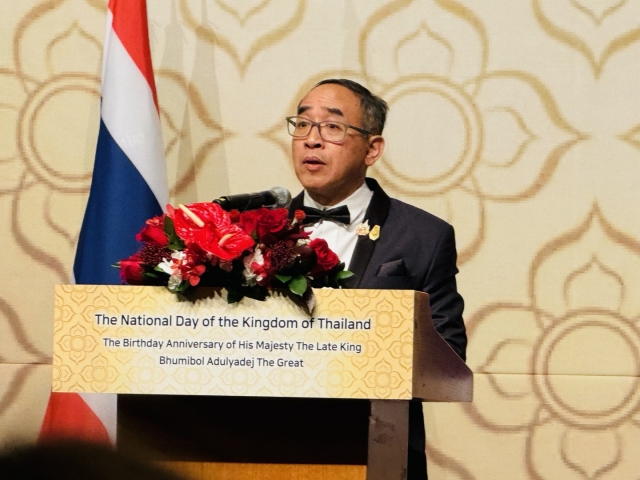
[296,105,345,116]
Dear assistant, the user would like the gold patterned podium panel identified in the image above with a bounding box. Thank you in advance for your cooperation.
[52,285,414,399]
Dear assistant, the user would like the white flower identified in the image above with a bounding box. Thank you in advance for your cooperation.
[356,221,370,236]
[167,274,183,291]
[242,247,264,286]
[158,258,175,275]
[158,251,186,291]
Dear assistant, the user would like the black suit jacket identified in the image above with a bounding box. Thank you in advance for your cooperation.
[289,177,466,360]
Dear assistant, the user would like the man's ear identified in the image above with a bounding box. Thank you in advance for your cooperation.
[364,135,385,167]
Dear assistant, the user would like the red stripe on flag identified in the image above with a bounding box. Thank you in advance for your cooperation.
[108,0,159,111]
[38,392,110,444]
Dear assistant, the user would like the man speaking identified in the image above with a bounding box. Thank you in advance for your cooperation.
[286,79,467,479]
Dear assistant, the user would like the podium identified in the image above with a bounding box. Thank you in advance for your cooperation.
[53,286,472,480]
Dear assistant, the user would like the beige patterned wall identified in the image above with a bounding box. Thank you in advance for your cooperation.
[2,1,640,478]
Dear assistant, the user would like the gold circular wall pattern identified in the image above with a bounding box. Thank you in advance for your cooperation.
[18,74,99,192]
[533,311,640,429]
[376,76,482,195]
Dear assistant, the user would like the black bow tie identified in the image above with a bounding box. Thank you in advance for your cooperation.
[300,205,351,225]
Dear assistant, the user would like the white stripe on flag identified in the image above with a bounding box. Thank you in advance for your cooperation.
[101,22,168,208]
[80,392,118,443]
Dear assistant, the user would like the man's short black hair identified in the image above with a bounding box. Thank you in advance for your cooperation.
[314,79,388,135]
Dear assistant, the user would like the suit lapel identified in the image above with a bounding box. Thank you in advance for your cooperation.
[288,179,391,288]
[344,178,391,288]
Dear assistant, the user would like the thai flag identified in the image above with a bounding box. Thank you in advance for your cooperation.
[39,0,167,444]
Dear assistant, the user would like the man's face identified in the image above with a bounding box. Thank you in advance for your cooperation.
[291,84,383,206]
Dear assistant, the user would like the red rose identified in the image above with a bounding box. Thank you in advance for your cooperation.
[120,257,145,284]
[309,238,340,276]
[136,222,168,246]
[255,208,289,238]
[237,209,260,236]
[170,202,255,261]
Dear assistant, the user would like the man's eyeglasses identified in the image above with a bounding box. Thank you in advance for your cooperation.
[286,116,373,143]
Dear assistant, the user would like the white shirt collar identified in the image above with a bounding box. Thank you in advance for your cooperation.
[303,181,373,226]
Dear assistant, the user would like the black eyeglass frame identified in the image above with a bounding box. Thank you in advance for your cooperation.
[285,116,373,142]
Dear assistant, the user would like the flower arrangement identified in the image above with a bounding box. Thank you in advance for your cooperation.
[116,202,353,313]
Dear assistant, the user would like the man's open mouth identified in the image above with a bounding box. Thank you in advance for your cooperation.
[303,157,324,165]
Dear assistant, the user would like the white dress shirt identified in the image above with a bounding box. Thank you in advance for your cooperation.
[303,181,373,270]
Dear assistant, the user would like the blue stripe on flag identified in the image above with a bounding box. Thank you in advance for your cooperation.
[74,119,163,284]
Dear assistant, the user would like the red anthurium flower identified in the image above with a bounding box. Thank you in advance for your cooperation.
[170,202,255,261]
[171,202,229,239]
[199,225,255,261]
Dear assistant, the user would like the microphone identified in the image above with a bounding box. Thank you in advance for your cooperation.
[213,186,291,211]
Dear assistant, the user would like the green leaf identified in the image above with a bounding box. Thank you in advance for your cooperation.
[336,270,354,280]
[164,215,175,235]
[226,288,244,304]
[289,275,308,296]
[275,274,292,283]
[174,281,189,293]
[164,216,185,250]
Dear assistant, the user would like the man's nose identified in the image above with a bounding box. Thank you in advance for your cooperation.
[304,124,323,148]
